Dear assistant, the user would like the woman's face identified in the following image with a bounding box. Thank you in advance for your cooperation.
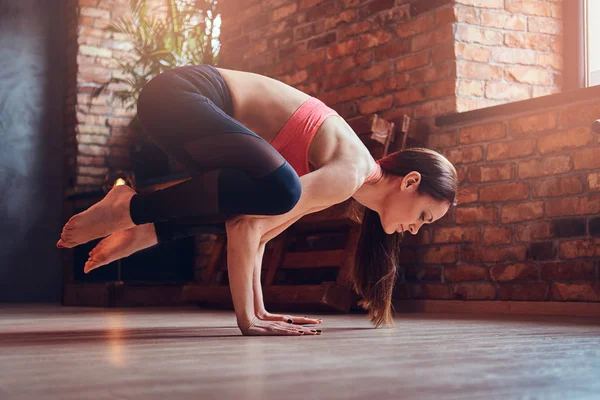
[378,172,451,235]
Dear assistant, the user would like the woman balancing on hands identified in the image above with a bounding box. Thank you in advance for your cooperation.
[57,65,458,336]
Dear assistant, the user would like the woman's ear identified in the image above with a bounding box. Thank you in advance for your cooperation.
[400,171,421,191]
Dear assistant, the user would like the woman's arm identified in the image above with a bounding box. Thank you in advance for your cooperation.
[248,159,363,241]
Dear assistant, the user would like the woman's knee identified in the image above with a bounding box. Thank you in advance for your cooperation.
[260,162,301,215]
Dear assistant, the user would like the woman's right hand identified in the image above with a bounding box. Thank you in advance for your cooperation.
[240,317,322,336]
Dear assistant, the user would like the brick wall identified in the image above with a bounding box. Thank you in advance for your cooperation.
[396,89,600,302]
[219,0,458,125]
[65,0,165,195]
[454,0,563,112]
[220,0,564,126]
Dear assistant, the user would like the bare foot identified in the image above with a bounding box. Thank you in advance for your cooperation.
[57,185,137,248]
[84,223,158,274]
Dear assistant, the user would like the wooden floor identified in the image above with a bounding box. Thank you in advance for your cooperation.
[1,305,599,400]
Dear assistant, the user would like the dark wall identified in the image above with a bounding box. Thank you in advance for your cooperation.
[0,0,66,301]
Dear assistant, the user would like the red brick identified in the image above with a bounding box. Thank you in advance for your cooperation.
[456,44,491,62]
[540,261,595,280]
[480,9,526,30]
[528,16,561,35]
[296,22,325,41]
[411,61,454,85]
[409,283,453,300]
[480,183,529,203]
[319,85,371,105]
[429,79,456,99]
[531,176,583,198]
[505,32,551,51]
[271,2,298,21]
[418,246,458,264]
[443,146,483,165]
[394,87,427,105]
[396,14,435,38]
[395,51,430,72]
[359,30,394,49]
[77,155,105,167]
[360,62,391,82]
[505,66,552,85]
[281,69,308,86]
[453,283,496,300]
[505,0,552,17]
[461,245,527,263]
[432,226,480,244]
[435,6,456,25]
[518,155,571,179]
[431,41,456,63]
[323,9,358,30]
[501,201,544,223]
[490,263,538,282]
[498,283,549,301]
[455,5,479,23]
[546,195,600,218]
[559,103,600,128]
[458,80,484,97]
[491,48,536,65]
[558,239,600,259]
[573,147,600,170]
[456,206,498,224]
[457,60,503,80]
[514,221,552,242]
[485,82,531,101]
[483,226,512,245]
[358,95,393,115]
[428,131,457,149]
[457,186,478,204]
[374,40,411,60]
[467,163,514,183]
[551,282,600,302]
[295,50,326,69]
[405,266,442,282]
[455,24,504,46]
[413,98,456,118]
[326,38,359,59]
[338,21,372,40]
[486,138,536,161]
[460,122,506,144]
[305,1,338,20]
[588,173,600,192]
[444,265,489,282]
[412,25,453,52]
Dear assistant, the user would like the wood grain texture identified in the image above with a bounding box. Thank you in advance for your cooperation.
[1,305,599,400]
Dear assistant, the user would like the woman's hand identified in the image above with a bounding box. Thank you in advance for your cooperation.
[256,309,322,325]
[240,317,322,336]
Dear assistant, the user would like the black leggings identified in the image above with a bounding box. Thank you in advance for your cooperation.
[131,65,302,243]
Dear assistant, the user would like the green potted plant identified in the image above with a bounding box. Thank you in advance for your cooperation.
[90,0,221,183]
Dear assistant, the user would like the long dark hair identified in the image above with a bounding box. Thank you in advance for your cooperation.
[352,148,458,327]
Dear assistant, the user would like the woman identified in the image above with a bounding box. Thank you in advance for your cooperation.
[57,65,457,336]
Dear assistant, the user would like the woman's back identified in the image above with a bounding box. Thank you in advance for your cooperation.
[216,67,311,143]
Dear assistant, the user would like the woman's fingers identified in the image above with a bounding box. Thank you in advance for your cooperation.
[244,320,321,336]
[259,312,323,325]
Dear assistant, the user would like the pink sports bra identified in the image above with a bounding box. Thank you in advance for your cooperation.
[269,97,380,183]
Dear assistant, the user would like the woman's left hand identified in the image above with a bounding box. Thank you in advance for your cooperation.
[257,310,322,325]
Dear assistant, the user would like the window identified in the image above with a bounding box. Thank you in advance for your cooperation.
[586,1,600,86]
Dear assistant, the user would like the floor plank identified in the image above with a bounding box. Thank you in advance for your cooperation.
[0,305,599,400]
